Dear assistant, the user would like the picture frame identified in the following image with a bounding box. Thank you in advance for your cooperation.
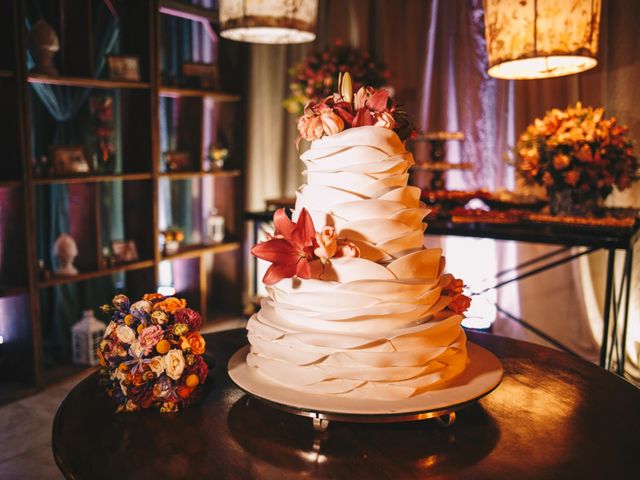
[182,62,220,90]
[111,240,138,264]
[106,55,141,82]
[162,151,192,172]
[48,145,91,175]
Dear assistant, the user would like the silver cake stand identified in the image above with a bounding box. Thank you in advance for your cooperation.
[228,343,503,432]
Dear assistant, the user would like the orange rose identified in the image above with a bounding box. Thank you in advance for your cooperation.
[143,293,164,302]
[449,294,471,314]
[297,114,324,141]
[186,333,206,355]
[565,170,580,186]
[552,154,571,171]
[314,226,338,260]
[154,297,187,314]
[177,385,194,399]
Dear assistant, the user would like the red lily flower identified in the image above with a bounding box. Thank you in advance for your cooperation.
[251,208,318,285]
[352,87,390,127]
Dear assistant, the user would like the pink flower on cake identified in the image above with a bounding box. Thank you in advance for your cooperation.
[373,110,396,129]
[297,113,324,142]
[251,208,318,285]
[320,109,344,136]
[314,226,338,261]
[336,241,360,258]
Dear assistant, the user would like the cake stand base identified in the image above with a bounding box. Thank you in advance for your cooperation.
[228,342,503,431]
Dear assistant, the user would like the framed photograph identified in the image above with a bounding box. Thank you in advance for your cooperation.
[182,62,219,90]
[162,151,192,172]
[107,55,141,81]
[111,240,138,264]
[48,145,91,175]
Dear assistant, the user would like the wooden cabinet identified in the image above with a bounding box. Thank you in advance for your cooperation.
[0,0,248,404]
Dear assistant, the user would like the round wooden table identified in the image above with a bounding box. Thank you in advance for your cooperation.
[53,329,640,479]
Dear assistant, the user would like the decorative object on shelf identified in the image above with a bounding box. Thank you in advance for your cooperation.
[207,143,229,171]
[162,151,191,172]
[515,102,638,216]
[97,293,208,413]
[53,233,79,276]
[37,259,51,281]
[219,0,318,44]
[27,19,59,75]
[106,55,141,81]
[90,95,116,174]
[296,72,413,145]
[160,228,185,256]
[182,62,220,90]
[48,145,91,175]
[410,131,466,191]
[111,240,139,264]
[284,41,391,115]
[71,309,105,366]
[204,209,225,245]
[484,0,601,79]
[33,155,50,178]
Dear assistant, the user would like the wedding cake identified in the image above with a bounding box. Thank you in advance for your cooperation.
[248,74,470,401]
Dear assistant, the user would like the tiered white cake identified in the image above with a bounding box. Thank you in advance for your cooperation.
[247,125,468,401]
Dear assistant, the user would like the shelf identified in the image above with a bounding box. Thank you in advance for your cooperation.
[159,86,241,101]
[28,73,150,90]
[158,0,218,23]
[0,179,21,188]
[38,259,155,288]
[33,173,153,185]
[0,69,14,79]
[162,241,240,261]
[159,170,241,180]
[0,285,29,298]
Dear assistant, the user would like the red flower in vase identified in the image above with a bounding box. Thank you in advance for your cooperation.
[251,208,318,285]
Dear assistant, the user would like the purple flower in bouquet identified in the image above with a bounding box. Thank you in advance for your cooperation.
[174,308,203,332]
[112,294,130,312]
[130,300,152,322]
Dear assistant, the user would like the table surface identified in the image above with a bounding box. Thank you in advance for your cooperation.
[245,210,640,249]
[53,329,640,480]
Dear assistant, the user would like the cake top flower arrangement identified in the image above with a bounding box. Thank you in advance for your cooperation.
[97,293,208,413]
[297,72,413,146]
[516,102,638,198]
[284,41,391,116]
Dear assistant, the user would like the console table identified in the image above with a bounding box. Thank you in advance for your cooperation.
[245,210,639,374]
[52,329,640,479]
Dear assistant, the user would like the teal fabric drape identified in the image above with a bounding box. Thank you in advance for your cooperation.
[26,1,120,364]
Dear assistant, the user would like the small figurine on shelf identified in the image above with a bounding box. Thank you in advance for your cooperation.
[90,96,116,174]
[160,227,185,255]
[71,309,105,366]
[53,233,79,276]
[207,142,229,171]
[204,209,225,245]
[28,20,60,75]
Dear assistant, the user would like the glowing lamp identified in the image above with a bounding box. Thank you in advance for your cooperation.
[219,0,318,44]
[483,0,601,79]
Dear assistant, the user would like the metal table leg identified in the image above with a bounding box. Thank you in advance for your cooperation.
[618,247,633,375]
[600,249,616,368]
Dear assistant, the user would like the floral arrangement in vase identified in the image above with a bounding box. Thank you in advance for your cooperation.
[97,293,208,413]
[516,102,638,215]
[284,40,391,116]
[297,72,413,145]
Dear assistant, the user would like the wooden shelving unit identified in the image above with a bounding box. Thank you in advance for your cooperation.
[0,0,248,404]
[28,73,150,90]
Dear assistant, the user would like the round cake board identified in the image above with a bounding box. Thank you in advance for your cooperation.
[227,342,503,431]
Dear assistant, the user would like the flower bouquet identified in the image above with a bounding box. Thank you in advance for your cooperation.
[296,72,413,145]
[284,40,391,116]
[97,293,208,413]
[516,102,638,216]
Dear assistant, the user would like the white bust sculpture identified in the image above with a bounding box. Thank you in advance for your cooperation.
[53,233,78,276]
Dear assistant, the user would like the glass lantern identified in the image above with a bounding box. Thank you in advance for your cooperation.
[71,309,106,366]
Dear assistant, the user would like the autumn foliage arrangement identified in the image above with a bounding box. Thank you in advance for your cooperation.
[516,102,638,199]
[97,293,208,413]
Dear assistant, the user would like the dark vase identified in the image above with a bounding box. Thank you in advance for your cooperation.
[547,188,601,216]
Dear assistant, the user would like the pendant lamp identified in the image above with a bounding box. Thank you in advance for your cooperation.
[484,0,601,79]
[219,0,318,44]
